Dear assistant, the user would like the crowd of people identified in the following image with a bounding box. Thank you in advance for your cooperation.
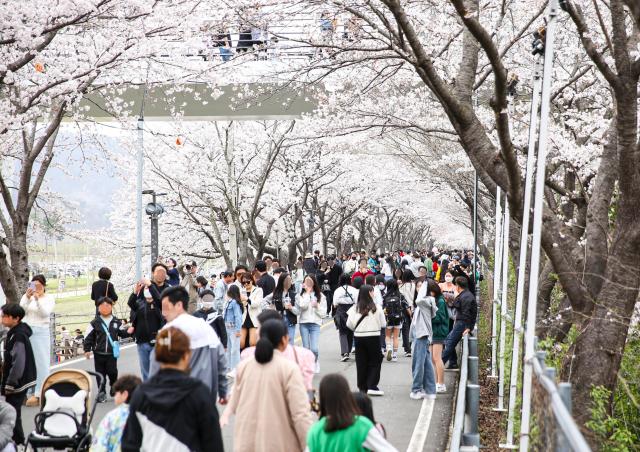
[0,247,479,450]
[202,10,364,62]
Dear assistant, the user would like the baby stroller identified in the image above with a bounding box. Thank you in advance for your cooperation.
[26,369,104,451]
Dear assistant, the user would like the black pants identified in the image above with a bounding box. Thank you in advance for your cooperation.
[325,291,334,316]
[94,353,118,393]
[355,336,383,391]
[401,320,411,353]
[5,391,26,444]
[338,328,354,355]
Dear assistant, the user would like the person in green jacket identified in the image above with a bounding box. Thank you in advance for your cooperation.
[306,373,398,452]
[428,280,449,393]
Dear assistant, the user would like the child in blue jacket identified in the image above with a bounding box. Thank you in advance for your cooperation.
[223,285,244,375]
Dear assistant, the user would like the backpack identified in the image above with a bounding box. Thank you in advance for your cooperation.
[384,293,404,320]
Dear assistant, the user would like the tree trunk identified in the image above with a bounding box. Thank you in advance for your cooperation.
[567,229,640,424]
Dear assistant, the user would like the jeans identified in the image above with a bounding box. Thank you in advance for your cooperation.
[442,322,468,367]
[219,47,233,62]
[355,336,383,391]
[299,323,320,361]
[29,325,50,396]
[412,336,436,394]
[137,342,154,381]
[287,323,297,346]
[226,329,241,370]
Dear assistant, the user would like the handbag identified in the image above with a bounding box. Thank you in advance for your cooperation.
[101,321,121,359]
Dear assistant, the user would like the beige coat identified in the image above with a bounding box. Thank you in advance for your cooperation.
[228,350,313,452]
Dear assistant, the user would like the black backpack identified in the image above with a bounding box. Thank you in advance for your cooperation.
[384,293,404,320]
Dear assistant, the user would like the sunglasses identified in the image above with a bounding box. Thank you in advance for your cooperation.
[243,281,252,286]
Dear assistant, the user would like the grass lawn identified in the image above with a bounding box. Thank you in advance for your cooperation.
[52,293,130,333]
[46,277,91,292]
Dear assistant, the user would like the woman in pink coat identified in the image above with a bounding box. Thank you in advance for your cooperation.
[221,319,313,451]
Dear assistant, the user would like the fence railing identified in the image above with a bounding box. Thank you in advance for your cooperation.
[449,334,480,452]
[530,344,591,452]
[49,312,133,365]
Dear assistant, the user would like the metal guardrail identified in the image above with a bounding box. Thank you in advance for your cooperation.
[449,335,480,451]
[531,346,591,452]
[49,312,133,365]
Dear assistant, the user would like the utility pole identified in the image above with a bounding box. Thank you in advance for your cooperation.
[143,190,165,268]
[226,121,238,269]
[520,1,559,448]
[136,115,144,279]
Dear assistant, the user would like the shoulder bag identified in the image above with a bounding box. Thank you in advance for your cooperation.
[101,321,121,359]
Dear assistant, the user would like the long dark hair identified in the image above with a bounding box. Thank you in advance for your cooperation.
[427,279,442,298]
[439,260,450,282]
[255,319,287,364]
[319,374,359,432]
[227,284,241,301]
[300,274,322,300]
[385,278,400,296]
[352,391,375,424]
[401,269,415,283]
[273,272,290,299]
[356,285,376,316]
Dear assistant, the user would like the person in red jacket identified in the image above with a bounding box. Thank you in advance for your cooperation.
[351,258,374,283]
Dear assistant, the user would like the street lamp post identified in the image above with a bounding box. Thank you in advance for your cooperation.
[136,118,144,280]
[142,190,165,268]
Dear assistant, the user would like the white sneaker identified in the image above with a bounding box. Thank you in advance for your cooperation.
[314,361,320,374]
[436,384,447,393]
[367,388,384,396]
[386,349,392,361]
[391,353,398,362]
[409,391,424,400]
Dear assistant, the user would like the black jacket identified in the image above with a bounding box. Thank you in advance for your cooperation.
[83,316,129,356]
[128,292,164,344]
[150,282,169,303]
[453,290,477,330]
[271,287,298,325]
[122,368,224,452]
[256,273,275,297]
[327,264,343,291]
[1,322,36,394]
[91,279,118,305]
[193,309,228,347]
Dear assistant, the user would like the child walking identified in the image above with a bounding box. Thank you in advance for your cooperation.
[84,297,129,403]
[223,285,243,378]
[92,374,142,451]
[1,304,37,445]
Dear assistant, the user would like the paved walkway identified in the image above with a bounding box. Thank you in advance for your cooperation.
[22,321,455,451]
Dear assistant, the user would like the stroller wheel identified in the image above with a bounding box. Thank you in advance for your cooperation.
[76,434,92,452]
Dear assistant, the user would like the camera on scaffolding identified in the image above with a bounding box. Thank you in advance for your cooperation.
[531,26,546,56]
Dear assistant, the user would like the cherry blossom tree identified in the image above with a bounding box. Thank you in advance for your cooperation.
[212,0,638,429]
